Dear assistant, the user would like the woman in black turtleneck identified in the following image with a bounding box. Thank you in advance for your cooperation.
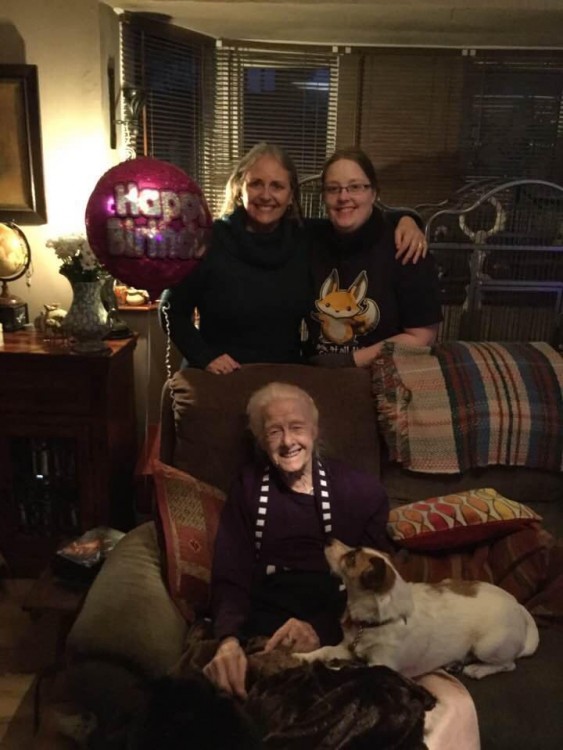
[306,147,443,369]
[159,143,428,373]
[159,144,310,372]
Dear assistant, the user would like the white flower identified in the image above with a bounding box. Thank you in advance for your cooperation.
[46,234,85,260]
[79,244,98,270]
[47,233,105,281]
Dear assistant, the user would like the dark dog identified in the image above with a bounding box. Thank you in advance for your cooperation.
[127,669,262,750]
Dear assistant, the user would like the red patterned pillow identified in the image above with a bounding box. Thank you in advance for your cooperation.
[388,488,542,551]
[393,526,553,606]
[153,459,226,622]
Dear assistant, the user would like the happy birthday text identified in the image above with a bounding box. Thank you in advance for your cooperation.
[104,183,208,259]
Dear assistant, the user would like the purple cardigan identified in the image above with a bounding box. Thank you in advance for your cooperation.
[210,457,391,642]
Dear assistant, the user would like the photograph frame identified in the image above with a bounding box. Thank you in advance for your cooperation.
[0,64,47,225]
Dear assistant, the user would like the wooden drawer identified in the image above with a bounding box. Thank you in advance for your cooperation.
[0,358,96,415]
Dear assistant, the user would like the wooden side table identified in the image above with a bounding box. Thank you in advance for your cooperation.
[0,331,137,576]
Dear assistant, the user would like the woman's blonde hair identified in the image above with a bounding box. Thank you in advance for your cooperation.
[246,382,319,445]
[220,142,303,223]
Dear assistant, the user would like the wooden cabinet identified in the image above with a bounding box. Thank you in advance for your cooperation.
[0,332,137,575]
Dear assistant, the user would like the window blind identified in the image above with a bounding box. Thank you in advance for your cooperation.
[356,48,465,208]
[120,14,215,196]
[211,42,338,215]
[355,48,563,208]
[460,50,563,184]
[121,18,562,216]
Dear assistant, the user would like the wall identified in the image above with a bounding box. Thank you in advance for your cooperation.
[0,1,171,441]
[0,0,121,314]
[117,307,181,438]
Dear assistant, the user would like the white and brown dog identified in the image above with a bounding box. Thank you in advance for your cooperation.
[296,539,539,679]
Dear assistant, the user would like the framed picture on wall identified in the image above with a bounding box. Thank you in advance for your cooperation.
[0,64,47,224]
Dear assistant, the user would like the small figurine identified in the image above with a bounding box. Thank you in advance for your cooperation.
[125,288,150,306]
[35,303,68,335]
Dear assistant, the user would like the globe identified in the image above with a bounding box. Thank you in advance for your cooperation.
[0,222,30,281]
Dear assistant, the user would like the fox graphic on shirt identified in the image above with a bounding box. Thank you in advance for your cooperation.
[312,269,379,346]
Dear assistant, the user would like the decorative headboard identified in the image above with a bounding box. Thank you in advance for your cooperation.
[420,179,563,346]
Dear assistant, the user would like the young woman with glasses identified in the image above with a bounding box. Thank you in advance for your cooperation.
[306,147,443,368]
[159,143,428,373]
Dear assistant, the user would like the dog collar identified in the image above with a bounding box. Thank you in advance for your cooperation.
[346,615,407,653]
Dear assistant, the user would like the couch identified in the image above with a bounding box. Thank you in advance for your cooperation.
[56,355,562,749]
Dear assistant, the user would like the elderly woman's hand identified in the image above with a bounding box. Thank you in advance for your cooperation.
[203,637,248,699]
[206,353,241,375]
[263,618,321,654]
[394,216,427,265]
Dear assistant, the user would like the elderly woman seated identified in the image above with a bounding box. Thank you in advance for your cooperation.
[200,382,480,749]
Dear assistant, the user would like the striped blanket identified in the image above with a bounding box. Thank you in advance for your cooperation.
[371,341,563,474]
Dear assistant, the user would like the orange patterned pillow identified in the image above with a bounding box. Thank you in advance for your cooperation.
[153,459,226,622]
[387,488,542,551]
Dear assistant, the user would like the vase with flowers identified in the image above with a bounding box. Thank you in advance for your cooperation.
[46,234,109,343]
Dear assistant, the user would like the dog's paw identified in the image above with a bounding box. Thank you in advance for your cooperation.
[462,661,516,680]
[292,652,315,663]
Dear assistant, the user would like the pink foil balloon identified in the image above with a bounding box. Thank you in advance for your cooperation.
[85,157,212,300]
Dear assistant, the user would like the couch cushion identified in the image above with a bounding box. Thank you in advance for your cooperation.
[388,488,542,551]
[153,459,225,622]
[166,364,380,492]
[67,522,187,677]
[383,460,563,505]
[459,625,563,750]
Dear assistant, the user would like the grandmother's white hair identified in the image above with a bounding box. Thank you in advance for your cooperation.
[246,382,319,444]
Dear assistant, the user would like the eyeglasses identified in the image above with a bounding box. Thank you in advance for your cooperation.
[323,183,372,197]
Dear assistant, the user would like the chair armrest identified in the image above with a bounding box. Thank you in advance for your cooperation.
[67,521,188,677]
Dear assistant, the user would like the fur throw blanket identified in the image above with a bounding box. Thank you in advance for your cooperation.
[145,635,437,750]
[245,660,436,749]
[129,662,435,750]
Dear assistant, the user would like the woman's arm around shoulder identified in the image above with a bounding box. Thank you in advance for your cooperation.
[305,212,427,264]
[379,208,427,264]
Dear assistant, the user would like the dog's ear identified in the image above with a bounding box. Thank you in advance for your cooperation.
[360,557,388,591]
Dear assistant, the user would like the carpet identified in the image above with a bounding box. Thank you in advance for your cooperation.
[0,677,36,748]
[0,579,61,748]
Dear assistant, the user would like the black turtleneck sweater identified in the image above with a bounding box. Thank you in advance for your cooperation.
[306,209,443,366]
[159,207,311,368]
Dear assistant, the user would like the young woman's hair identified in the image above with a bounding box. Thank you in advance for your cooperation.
[246,382,319,444]
[220,142,303,222]
[321,146,380,192]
